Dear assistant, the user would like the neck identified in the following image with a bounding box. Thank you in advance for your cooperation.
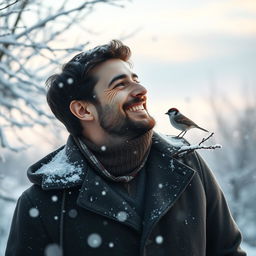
[76,129,154,180]
[81,122,139,147]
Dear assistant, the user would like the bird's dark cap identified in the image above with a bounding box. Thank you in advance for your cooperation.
[165,107,179,114]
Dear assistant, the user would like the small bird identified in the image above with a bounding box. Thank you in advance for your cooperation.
[165,108,208,138]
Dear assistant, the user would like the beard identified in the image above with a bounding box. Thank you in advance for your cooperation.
[95,101,155,138]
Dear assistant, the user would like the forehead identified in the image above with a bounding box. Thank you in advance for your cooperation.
[91,58,132,87]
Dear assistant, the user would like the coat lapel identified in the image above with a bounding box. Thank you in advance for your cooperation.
[141,133,196,249]
[77,166,142,232]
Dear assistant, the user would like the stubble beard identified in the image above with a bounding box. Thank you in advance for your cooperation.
[96,103,155,139]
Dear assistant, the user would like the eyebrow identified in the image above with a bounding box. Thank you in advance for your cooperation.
[108,73,138,87]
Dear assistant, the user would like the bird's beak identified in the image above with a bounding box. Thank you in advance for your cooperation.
[165,112,168,115]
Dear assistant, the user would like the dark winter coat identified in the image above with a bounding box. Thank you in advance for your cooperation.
[5,133,246,256]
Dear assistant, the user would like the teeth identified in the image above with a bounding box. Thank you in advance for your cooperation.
[127,104,144,112]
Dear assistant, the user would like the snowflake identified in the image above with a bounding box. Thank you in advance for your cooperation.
[155,235,164,244]
[29,208,39,218]
[67,78,74,84]
[116,211,128,222]
[87,233,102,248]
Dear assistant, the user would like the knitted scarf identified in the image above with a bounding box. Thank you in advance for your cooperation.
[73,129,153,182]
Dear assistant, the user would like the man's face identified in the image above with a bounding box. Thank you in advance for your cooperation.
[91,58,155,138]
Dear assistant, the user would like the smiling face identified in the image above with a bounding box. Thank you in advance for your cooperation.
[91,58,155,138]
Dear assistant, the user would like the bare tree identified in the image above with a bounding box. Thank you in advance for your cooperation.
[0,0,126,152]
[209,86,256,245]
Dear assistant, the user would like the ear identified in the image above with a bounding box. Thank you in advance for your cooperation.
[69,100,95,121]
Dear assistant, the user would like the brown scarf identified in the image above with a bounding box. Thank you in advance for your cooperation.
[74,129,153,182]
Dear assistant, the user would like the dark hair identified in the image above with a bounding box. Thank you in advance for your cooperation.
[46,40,131,136]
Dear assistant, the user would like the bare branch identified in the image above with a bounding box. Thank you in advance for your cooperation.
[0,127,28,152]
[15,0,117,40]
[0,193,16,203]
[0,0,20,11]
[199,132,214,146]
[0,0,29,60]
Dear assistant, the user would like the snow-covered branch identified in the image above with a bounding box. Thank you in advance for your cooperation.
[0,0,20,11]
[14,0,119,40]
[0,194,16,203]
[0,0,127,153]
[174,143,222,157]
[167,133,222,157]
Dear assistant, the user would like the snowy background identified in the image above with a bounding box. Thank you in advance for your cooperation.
[0,0,255,254]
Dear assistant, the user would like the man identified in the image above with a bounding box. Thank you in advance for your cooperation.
[6,40,246,256]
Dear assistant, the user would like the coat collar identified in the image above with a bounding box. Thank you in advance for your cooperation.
[27,136,86,190]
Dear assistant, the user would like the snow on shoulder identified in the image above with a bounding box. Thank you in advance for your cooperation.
[157,133,188,148]
[36,148,83,185]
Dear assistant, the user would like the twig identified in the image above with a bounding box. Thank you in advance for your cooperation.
[0,0,20,11]
[199,132,214,146]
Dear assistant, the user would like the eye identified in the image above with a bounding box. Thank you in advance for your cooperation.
[113,82,126,88]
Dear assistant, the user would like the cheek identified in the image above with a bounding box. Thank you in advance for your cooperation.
[104,88,126,105]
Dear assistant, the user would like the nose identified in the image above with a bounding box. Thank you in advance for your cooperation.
[130,83,147,99]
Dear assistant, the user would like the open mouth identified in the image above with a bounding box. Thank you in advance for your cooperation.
[126,103,146,112]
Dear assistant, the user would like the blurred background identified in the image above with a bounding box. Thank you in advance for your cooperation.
[0,0,255,254]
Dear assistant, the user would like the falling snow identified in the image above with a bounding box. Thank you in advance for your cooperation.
[58,82,64,88]
[116,211,128,222]
[87,233,102,248]
[109,242,114,248]
[51,195,58,202]
[101,145,107,151]
[29,208,39,218]
[44,243,62,256]
[67,78,74,84]
[68,209,78,218]
[155,235,164,244]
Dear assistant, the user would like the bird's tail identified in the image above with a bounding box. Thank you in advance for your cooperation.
[196,126,208,132]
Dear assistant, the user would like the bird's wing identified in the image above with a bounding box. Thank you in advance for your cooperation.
[175,114,196,126]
